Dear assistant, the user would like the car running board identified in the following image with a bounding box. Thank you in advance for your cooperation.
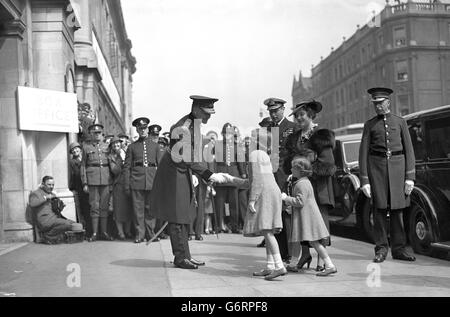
[431,242,450,251]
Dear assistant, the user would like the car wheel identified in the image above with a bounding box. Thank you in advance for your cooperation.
[408,203,434,256]
[361,198,375,243]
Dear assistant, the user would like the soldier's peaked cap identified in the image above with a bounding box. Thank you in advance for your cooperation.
[190,95,218,114]
[132,117,150,128]
[149,124,162,135]
[88,124,104,132]
[264,98,286,111]
[368,87,394,102]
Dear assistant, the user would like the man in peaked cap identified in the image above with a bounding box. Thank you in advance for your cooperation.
[149,124,162,144]
[150,95,232,270]
[359,87,416,263]
[263,97,296,262]
[81,123,114,242]
[124,117,162,243]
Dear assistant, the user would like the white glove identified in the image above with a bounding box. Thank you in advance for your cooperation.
[248,200,256,213]
[192,175,199,188]
[281,193,288,201]
[405,180,414,196]
[209,173,226,184]
[287,174,293,182]
[361,184,371,198]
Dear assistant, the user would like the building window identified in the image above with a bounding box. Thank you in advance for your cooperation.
[378,33,384,52]
[396,60,408,81]
[394,26,406,47]
[398,95,410,115]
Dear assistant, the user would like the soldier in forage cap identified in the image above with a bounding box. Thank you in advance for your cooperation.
[359,87,416,263]
[81,124,114,242]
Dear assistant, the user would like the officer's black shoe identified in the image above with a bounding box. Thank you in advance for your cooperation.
[190,258,205,266]
[188,235,194,241]
[100,232,114,241]
[195,235,203,241]
[88,233,97,242]
[174,259,198,270]
[373,253,386,263]
[392,252,416,262]
[134,238,144,244]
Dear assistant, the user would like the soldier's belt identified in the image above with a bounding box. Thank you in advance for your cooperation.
[370,150,404,158]
[87,163,109,167]
[133,162,157,167]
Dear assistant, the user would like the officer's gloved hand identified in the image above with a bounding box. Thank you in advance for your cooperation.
[209,173,227,184]
[361,184,371,198]
[83,185,89,194]
[192,175,199,188]
[405,180,414,196]
[248,200,256,213]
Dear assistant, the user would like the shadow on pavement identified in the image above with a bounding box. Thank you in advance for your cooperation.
[110,259,164,268]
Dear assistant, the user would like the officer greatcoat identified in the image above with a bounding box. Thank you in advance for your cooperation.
[359,113,416,210]
[150,114,213,224]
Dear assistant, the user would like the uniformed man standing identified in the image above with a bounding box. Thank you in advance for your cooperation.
[150,95,229,269]
[265,98,296,262]
[124,117,162,243]
[81,124,114,242]
[148,124,162,144]
[359,87,416,263]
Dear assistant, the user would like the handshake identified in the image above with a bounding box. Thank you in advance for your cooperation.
[208,173,234,184]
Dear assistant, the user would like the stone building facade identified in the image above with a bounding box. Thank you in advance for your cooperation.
[294,1,450,130]
[0,0,135,242]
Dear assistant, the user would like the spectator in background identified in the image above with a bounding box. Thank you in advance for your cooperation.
[109,137,132,240]
[69,142,91,237]
[29,176,83,244]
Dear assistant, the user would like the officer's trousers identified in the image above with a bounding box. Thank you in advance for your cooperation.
[131,190,156,240]
[88,185,110,219]
[168,223,191,264]
[374,208,407,256]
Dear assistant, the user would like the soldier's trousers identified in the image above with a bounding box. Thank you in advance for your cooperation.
[131,190,156,240]
[190,182,206,236]
[374,208,407,256]
[88,185,110,219]
[168,223,191,264]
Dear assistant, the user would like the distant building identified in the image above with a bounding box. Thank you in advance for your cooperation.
[0,0,135,242]
[292,71,313,106]
[294,0,450,130]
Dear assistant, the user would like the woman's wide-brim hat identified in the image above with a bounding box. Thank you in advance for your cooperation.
[289,99,323,117]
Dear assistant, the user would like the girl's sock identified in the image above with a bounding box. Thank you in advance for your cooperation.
[323,256,335,269]
[273,253,284,270]
[266,254,275,270]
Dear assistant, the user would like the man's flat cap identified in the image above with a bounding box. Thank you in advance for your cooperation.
[88,124,104,133]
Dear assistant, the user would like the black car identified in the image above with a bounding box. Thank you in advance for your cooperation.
[403,105,450,256]
[330,133,377,242]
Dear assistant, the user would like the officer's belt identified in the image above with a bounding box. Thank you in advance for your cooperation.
[87,163,109,167]
[370,150,404,158]
[133,162,157,167]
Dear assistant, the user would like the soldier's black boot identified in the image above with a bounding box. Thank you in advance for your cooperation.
[100,217,114,241]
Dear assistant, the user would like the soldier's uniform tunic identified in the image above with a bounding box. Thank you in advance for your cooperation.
[124,136,162,241]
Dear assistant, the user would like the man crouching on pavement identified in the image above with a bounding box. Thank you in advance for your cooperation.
[29,176,83,244]
[150,95,231,269]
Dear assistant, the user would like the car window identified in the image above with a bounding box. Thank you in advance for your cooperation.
[408,121,426,162]
[426,117,450,160]
[343,140,360,165]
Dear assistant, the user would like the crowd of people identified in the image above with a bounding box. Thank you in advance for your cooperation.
[27,86,417,280]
